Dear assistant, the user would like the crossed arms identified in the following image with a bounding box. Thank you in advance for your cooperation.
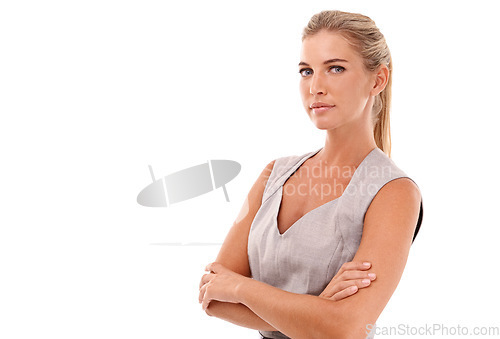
[199,160,421,339]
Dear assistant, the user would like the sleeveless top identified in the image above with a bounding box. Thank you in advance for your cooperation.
[247,147,423,339]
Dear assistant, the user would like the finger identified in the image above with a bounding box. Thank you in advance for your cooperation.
[199,282,209,304]
[329,277,373,301]
[320,271,376,298]
[332,285,359,301]
[337,261,371,278]
[320,281,345,299]
[199,274,207,289]
[338,270,377,282]
[205,262,222,274]
[201,286,212,310]
[321,276,375,299]
[199,273,215,289]
[322,280,360,298]
[339,261,372,274]
[205,262,214,272]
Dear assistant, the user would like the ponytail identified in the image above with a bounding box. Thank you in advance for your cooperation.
[373,60,392,157]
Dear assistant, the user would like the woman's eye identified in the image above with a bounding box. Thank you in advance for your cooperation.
[329,66,345,74]
[299,68,313,77]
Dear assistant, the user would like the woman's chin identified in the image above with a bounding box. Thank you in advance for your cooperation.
[307,114,340,130]
[311,120,336,130]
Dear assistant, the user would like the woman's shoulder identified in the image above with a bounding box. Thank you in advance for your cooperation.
[348,147,423,243]
[365,150,422,203]
[342,147,423,216]
[361,148,415,184]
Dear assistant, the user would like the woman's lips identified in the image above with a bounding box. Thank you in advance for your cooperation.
[311,105,335,115]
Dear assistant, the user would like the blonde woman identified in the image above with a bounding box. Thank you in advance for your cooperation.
[199,10,423,339]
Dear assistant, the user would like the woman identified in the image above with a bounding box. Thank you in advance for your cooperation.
[199,10,423,339]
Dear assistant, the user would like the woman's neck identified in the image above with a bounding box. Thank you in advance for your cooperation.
[315,121,377,167]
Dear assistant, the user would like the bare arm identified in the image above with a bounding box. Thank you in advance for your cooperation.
[203,160,277,331]
[202,177,422,338]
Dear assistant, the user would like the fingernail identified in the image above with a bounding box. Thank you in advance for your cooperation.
[362,279,371,285]
[351,286,358,292]
[363,262,371,267]
[368,273,376,279]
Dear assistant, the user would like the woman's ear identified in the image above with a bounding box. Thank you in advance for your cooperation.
[370,64,389,96]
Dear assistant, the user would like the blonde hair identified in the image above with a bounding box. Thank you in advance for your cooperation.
[302,10,392,157]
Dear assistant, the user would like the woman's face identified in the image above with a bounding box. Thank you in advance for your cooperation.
[299,30,380,131]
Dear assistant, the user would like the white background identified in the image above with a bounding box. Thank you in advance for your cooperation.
[1,0,499,338]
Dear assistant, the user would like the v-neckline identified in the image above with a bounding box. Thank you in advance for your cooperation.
[275,147,378,237]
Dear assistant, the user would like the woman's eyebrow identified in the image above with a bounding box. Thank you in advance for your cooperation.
[298,58,349,66]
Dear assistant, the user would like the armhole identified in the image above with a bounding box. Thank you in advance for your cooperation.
[386,176,423,244]
[397,176,423,244]
[412,198,423,243]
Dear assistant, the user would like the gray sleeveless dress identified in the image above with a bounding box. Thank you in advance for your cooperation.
[247,147,423,339]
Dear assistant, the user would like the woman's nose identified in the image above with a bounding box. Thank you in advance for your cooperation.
[310,74,327,95]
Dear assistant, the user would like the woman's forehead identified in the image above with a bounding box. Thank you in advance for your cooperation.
[300,30,361,64]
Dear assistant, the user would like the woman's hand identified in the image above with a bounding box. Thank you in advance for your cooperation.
[199,262,248,311]
[319,261,376,301]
